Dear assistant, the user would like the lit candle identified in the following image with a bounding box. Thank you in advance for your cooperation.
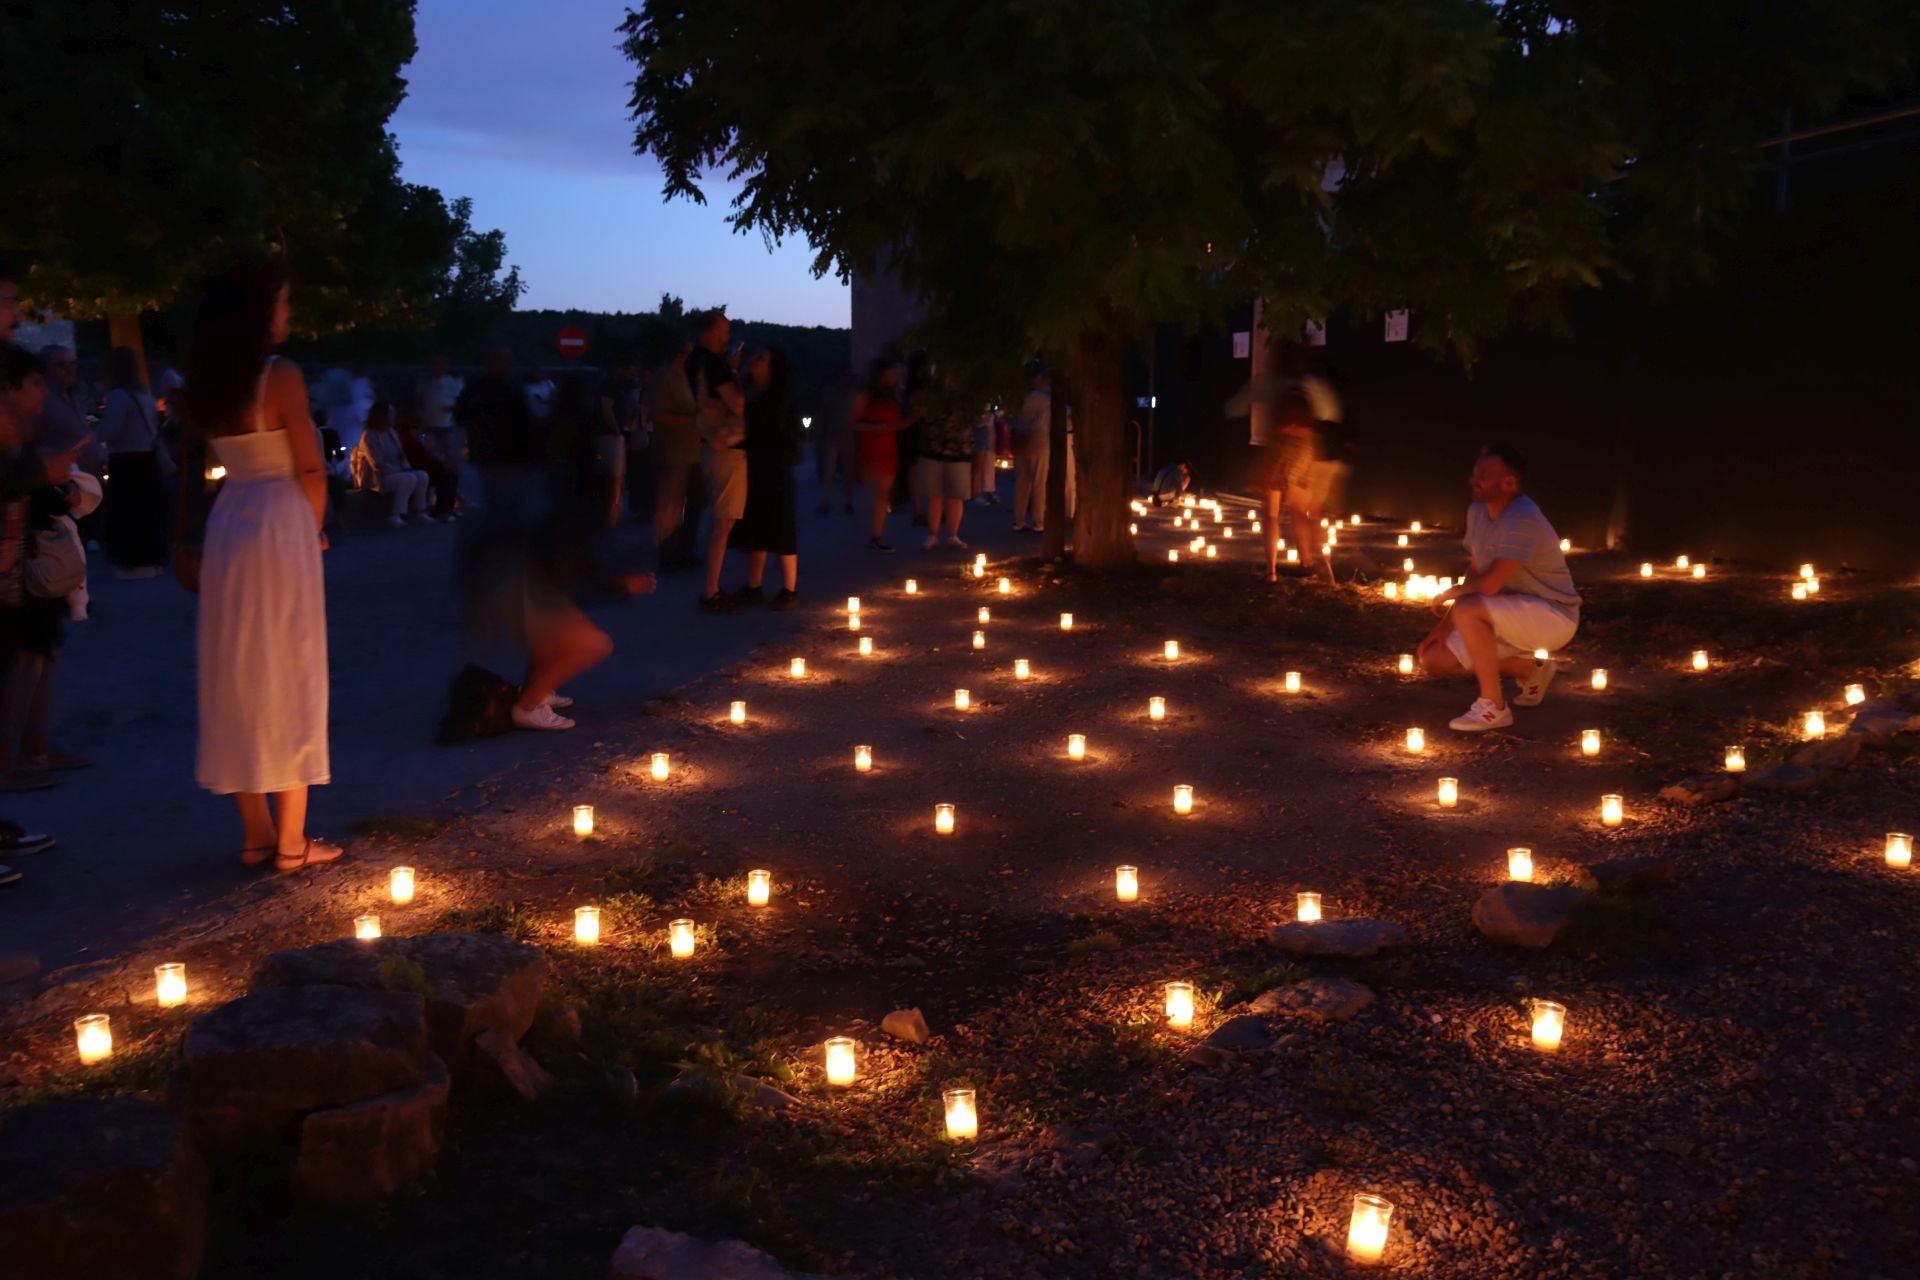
[1792,583,1808,600]
[1845,683,1865,705]
[1601,794,1624,827]
[1725,745,1746,772]
[1402,557,1415,572]
[858,635,874,656]
[650,752,670,781]
[1397,533,1408,547]
[1559,537,1571,552]
[1283,671,1301,694]
[997,576,1011,595]
[155,963,187,1008]
[848,613,861,631]
[854,744,873,773]
[1350,514,1361,525]
[824,1036,857,1085]
[1164,640,1180,660]
[1675,555,1690,570]
[1691,649,1709,672]
[1163,981,1195,1029]
[1297,891,1322,923]
[905,579,919,594]
[943,1087,978,1140]
[355,914,381,940]
[73,1014,112,1065]
[573,804,595,836]
[747,869,771,905]
[847,596,861,613]
[1806,576,1821,594]
[574,906,600,943]
[1285,547,1299,564]
[1803,710,1826,739]
[1067,733,1086,760]
[1507,847,1533,881]
[1346,1194,1393,1266]
[1173,784,1193,815]
[1149,696,1166,721]
[1437,777,1459,808]
[789,657,807,678]
[1887,832,1913,869]
[1405,727,1425,753]
[1639,562,1653,578]
[954,688,971,711]
[974,553,987,570]
[1411,521,1423,533]
[1591,668,1609,691]
[1383,582,1398,600]
[669,918,696,959]
[730,700,747,724]
[389,865,415,904]
[978,606,991,624]
[1222,527,1232,538]
[1129,523,1138,535]
[1531,999,1567,1052]
[972,562,985,578]
[1398,653,1414,675]
[1581,729,1601,757]
[935,803,956,834]
[1014,658,1031,679]
[972,630,985,649]
[1799,563,1815,580]
[1250,521,1261,533]
[1205,545,1217,558]
[1060,612,1074,630]
[1532,648,1550,662]
[1115,864,1138,902]
[1691,563,1706,579]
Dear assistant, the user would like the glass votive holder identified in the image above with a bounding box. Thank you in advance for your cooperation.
[747,870,771,905]
[904,578,918,594]
[943,1087,978,1140]
[1067,734,1086,761]
[1591,668,1608,691]
[1164,640,1180,660]
[977,606,991,624]
[934,803,956,835]
[574,906,600,944]
[155,963,188,1008]
[954,688,971,711]
[1845,683,1865,706]
[573,804,595,836]
[972,630,986,650]
[1172,784,1193,815]
[1346,1193,1393,1265]
[729,700,747,724]
[74,1013,112,1065]
[858,635,873,656]
[1397,653,1414,675]
[1013,658,1030,680]
[1886,832,1912,869]
[997,576,1010,594]
[1283,671,1301,693]
[1531,999,1567,1052]
[1803,710,1826,739]
[1437,777,1459,808]
[1149,696,1166,721]
[788,657,807,679]
[1296,892,1322,922]
[1581,729,1601,756]
[1507,847,1533,881]
[1405,727,1425,753]
[389,865,415,904]
[1725,745,1746,772]
[1115,865,1138,902]
[855,744,873,773]
[1163,981,1195,1029]
[1060,612,1073,630]
[669,918,696,959]
[650,752,671,781]
[1601,794,1624,827]
[825,1036,857,1085]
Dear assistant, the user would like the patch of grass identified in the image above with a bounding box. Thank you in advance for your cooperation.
[601,854,660,894]
[345,813,445,841]
[1064,930,1122,958]
[15,1031,179,1105]
[435,901,540,942]
[1308,1050,1377,1118]
[601,890,658,929]
[1560,892,1671,960]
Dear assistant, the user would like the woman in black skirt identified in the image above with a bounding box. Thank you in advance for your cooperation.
[100,346,170,578]
[728,346,800,609]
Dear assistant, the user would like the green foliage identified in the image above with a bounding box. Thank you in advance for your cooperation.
[435,901,541,942]
[1064,930,1123,958]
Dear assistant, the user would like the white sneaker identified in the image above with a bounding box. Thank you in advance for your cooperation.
[944,536,969,550]
[542,693,574,710]
[511,702,575,731]
[1449,698,1513,732]
[921,534,940,551]
[388,515,406,528]
[1512,659,1558,707]
[1011,522,1030,532]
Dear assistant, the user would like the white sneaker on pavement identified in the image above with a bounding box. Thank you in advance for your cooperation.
[1449,697,1514,732]
[542,693,574,710]
[944,536,969,550]
[921,534,940,551]
[511,702,575,731]
[1512,659,1558,707]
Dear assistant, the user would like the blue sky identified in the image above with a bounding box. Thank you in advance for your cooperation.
[390,0,850,328]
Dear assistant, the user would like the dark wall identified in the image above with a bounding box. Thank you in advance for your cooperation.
[1136,133,1920,573]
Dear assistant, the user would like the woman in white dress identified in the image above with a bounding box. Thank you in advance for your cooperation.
[181,256,340,872]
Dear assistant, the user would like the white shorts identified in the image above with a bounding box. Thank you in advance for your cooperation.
[1445,594,1578,666]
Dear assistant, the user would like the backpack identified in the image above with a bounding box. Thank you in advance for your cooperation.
[25,515,86,599]
[435,665,521,744]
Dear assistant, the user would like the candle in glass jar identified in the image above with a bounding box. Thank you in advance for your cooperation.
[1845,683,1865,706]
[650,752,670,781]
[1691,649,1709,672]
[1115,864,1138,902]
[1060,612,1074,630]
[355,914,382,940]
[789,657,807,679]
[1639,562,1653,578]
[972,562,984,578]
[1581,729,1601,756]
[1405,727,1425,753]
[1806,576,1821,594]
[1725,744,1746,772]
[997,577,1011,595]
[1397,533,1409,547]
[155,963,188,1008]
[1296,891,1322,922]
[1286,547,1299,564]
[573,804,595,836]
[389,865,415,904]
[848,612,861,632]
[574,906,600,944]
[1149,696,1166,721]
[1591,668,1609,691]
[1402,557,1416,573]
[1601,794,1624,826]
[943,1087,978,1140]
[1283,671,1301,694]
[1346,1193,1393,1265]
[905,578,919,594]
[1799,563,1815,580]
[1410,521,1423,533]
[1250,521,1261,533]
[855,744,873,772]
[935,803,956,834]
[1887,832,1913,869]
[1803,710,1826,739]
[1205,545,1217,558]
[1559,537,1571,552]
[1675,555,1690,570]
[747,870,771,905]
[847,596,861,613]
[1164,640,1180,660]
[1692,562,1706,579]
[978,606,991,624]
[1067,734,1086,760]
[825,1036,857,1085]
[954,688,971,711]
[1397,653,1415,675]
[1531,1000,1567,1052]
[1013,658,1031,680]
[1507,847,1533,881]
[669,918,696,959]
[1168,549,1179,562]
[858,635,874,656]
[972,630,985,650]
[1172,784,1193,815]
[1129,522,1138,535]
[1437,777,1459,808]
[73,1014,112,1065]
[729,700,747,725]
[1163,981,1195,1029]
[974,553,987,571]
[1383,582,1398,599]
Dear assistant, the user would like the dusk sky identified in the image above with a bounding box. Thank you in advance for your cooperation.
[389,0,851,328]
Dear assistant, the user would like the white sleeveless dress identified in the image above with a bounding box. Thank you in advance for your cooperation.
[195,370,330,794]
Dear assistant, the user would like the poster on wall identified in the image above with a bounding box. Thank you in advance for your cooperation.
[1231,331,1251,359]
[1384,309,1410,343]
[1305,320,1326,347]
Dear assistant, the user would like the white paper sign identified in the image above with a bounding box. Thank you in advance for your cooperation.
[1232,331,1251,359]
[1384,309,1410,343]
[1305,320,1326,347]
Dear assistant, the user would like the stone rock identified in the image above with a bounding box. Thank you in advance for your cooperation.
[475,1028,552,1103]
[1249,977,1375,1023]
[1578,856,1678,895]
[253,931,548,1068]
[1203,1014,1275,1054]
[0,1097,207,1280]
[173,984,430,1148]
[1847,700,1920,740]
[294,1054,450,1207]
[1659,775,1738,806]
[1748,762,1827,792]
[1792,736,1861,771]
[531,1001,583,1046]
[611,1225,825,1280]
[880,1007,930,1044]
[1264,919,1408,958]
[1472,883,1591,949]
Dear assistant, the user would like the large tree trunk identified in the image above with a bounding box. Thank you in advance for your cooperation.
[1042,356,1071,560]
[107,311,150,389]
[1068,317,1135,569]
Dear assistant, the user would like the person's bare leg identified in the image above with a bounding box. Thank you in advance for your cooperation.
[1450,597,1506,705]
[869,477,891,539]
[704,516,734,597]
[1287,486,1317,573]
[1263,488,1282,579]
[745,551,767,590]
[519,611,614,711]
[653,465,685,550]
[778,553,797,592]
[270,786,340,865]
[235,793,277,853]
[946,493,965,541]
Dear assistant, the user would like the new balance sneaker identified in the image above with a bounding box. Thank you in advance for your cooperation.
[944,535,969,550]
[1449,697,1514,732]
[1512,659,1559,707]
[511,702,575,731]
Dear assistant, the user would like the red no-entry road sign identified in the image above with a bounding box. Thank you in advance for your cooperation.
[555,325,589,359]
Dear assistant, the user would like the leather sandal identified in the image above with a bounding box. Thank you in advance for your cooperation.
[275,839,344,873]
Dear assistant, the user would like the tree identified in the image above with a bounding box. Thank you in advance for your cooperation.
[623,0,1913,567]
[0,2,511,372]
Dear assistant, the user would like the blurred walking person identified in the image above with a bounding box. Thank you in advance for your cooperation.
[729,347,801,607]
[915,382,972,551]
[648,340,702,570]
[852,358,907,553]
[1009,363,1050,532]
[690,310,749,609]
[812,365,857,515]
[100,346,169,578]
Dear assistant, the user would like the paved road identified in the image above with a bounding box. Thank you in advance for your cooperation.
[3,469,1028,974]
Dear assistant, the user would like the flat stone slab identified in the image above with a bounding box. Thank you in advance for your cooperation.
[1250,977,1375,1023]
[1792,737,1861,771]
[294,1054,450,1207]
[1264,919,1407,957]
[1847,700,1920,739]
[881,1007,930,1044]
[173,984,430,1148]
[1473,883,1591,949]
[612,1225,826,1279]
[1748,762,1828,792]
[1660,775,1739,806]
[0,1097,207,1280]
[252,931,547,1068]
[1578,856,1678,895]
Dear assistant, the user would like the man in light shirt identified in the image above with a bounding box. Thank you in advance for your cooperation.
[1417,444,1581,731]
